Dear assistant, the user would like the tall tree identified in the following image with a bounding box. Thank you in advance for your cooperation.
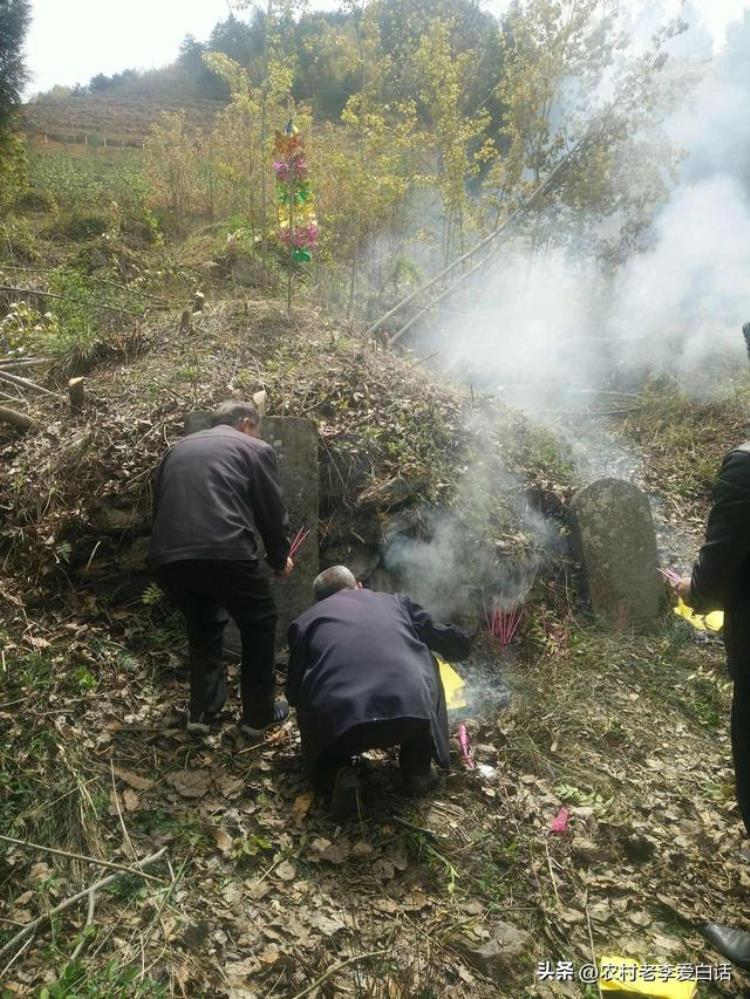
[0,0,30,127]
[0,0,30,213]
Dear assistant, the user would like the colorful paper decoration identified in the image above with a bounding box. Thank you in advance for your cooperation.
[274,122,318,264]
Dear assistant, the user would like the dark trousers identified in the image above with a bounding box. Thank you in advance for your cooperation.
[155,559,277,720]
[314,718,433,785]
[732,677,750,837]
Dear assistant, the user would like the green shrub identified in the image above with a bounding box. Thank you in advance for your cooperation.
[45,213,110,242]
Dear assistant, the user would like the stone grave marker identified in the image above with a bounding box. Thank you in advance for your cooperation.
[182,411,319,653]
[569,478,663,630]
[262,416,319,650]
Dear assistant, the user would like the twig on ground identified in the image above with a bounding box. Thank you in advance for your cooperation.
[132,853,190,976]
[69,883,97,962]
[0,848,167,961]
[584,891,604,999]
[392,816,441,842]
[289,949,389,999]
[110,760,137,861]
[0,369,56,398]
[0,933,34,983]
[0,834,164,882]
[543,838,561,908]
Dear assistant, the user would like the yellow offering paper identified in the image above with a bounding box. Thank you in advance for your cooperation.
[435,655,467,711]
[598,956,697,998]
[673,597,723,633]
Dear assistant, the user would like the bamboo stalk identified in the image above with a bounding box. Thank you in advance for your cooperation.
[368,116,610,341]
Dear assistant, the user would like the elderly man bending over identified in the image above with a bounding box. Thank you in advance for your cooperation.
[286,566,472,819]
[149,401,292,736]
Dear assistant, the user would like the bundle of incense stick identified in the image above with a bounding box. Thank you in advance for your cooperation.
[288,527,310,562]
[457,723,475,769]
[657,568,681,586]
[485,599,523,648]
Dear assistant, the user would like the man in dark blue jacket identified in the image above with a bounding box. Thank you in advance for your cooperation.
[287,566,472,819]
[150,401,292,736]
[676,443,750,839]
[676,440,750,971]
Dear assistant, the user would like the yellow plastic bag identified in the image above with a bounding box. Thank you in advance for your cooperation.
[434,655,467,711]
[598,956,697,998]
[673,597,723,633]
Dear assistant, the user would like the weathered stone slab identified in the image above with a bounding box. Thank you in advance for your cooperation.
[262,416,319,649]
[569,478,662,630]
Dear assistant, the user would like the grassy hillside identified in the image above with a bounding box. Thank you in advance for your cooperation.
[21,95,225,148]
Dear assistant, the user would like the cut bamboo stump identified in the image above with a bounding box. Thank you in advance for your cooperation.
[68,377,85,412]
[0,406,34,431]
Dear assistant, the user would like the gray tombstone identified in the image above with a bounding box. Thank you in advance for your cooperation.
[262,416,319,650]
[569,478,663,630]
[181,411,319,652]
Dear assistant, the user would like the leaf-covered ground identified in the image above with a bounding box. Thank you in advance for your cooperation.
[2,587,749,996]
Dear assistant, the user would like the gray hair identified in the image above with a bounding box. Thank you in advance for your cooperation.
[313,565,357,601]
[211,401,260,428]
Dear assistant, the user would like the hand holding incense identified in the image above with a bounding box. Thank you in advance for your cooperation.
[288,527,310,561]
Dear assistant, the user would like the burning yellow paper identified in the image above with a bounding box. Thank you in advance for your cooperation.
[598,957,697,998]
[673,598,723,633]
[434,655,467,711]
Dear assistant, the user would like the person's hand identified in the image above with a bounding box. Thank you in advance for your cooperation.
[274,556,294,579]
[673,576,693,605]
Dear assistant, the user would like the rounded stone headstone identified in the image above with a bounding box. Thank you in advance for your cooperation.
[569,478,663,630]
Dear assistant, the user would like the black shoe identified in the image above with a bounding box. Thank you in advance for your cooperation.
[331,766,362,822]
[239,697,290,738]
[402,768,440,796]
[186,708,217,734]
[703,922,750,971]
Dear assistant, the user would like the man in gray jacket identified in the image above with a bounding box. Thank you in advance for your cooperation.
[149,401,292,735]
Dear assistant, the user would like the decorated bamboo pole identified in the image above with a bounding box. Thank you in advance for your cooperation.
[274,122,318,317]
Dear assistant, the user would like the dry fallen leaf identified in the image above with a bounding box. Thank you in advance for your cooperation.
[372,859,396,881]
[276,860,296,882]
[292,790,314,824]
[218,773,244,799]
[214,828,233,854]
[112,767,154,791]
[122,788,140,812]
[167,769,212,799]
[313,912,345,937]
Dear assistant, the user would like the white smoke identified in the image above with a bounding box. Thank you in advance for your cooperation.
[424,6,750,410]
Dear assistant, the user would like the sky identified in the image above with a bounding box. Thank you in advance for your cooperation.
[22,0,750,97]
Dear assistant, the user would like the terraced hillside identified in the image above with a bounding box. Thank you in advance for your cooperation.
[21,95,226,148]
